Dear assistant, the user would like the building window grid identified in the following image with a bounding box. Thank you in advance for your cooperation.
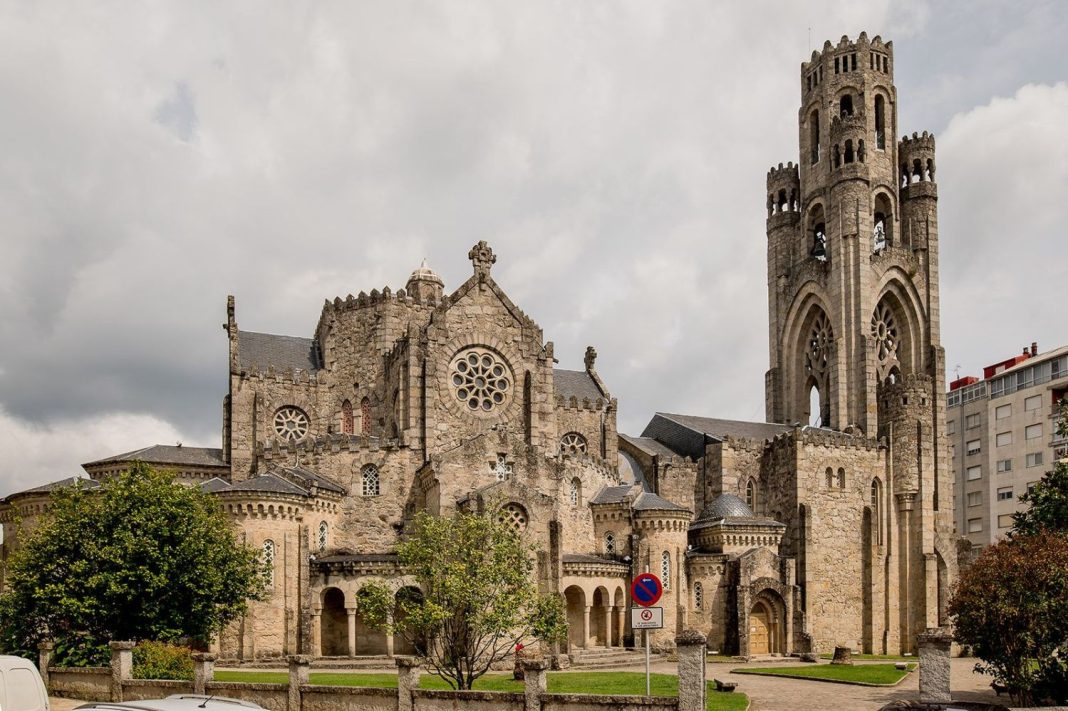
[996,487,1014,502]
[1025,423,1043,440]
[1026,452,1044,468]
[966,465,982,481]
[967,518,982,534]
[966,491,981,507]
[966,440,981,456]
[997,459,1013,473]
[966,413,981,429]
[996,432,1013,447]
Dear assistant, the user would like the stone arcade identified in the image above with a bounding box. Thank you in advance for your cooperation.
[0,33,956,661]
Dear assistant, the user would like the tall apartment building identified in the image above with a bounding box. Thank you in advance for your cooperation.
[947,343,1068,548]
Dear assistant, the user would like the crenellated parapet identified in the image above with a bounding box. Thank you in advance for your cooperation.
[555,394,608,412]
[766,162,800,220]
[899,131,937,193]
[801,32,893,100]
[236,365,324,384]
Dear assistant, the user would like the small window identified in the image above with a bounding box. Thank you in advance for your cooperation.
[317,521,329,552]
[694,582,704,610]
[1025,395,1043,412]
[1026,452,1044,468]
[362,464,381,496]
[569,478,581,507]
[947,419,956,435]
[262,539,276,586]
[995,404,1012,420]
[997,459,1013,473]
[837,467,846,489]
[966,439,981,456]
[966,413,981,429]
[966,466,982,481]
[560,432,588,455]
[997,514,1014,529]
[661,551,671,590]
[604,531,616,555]
[1027,481,1039,495]
[492,454,513,482]
[966,491,981,507]
[745,479,756,509]
[498,503,528,532]
[1025,424,1042,440]
[967,518,982,533]
[996,432,1013,447]
[996,487,1013,502]
[341,400,354,435]
[825,467,835,488]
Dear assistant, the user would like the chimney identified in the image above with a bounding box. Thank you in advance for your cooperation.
[1031,342,1038,356]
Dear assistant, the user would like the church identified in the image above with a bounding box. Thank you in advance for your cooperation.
[0,33,957,661]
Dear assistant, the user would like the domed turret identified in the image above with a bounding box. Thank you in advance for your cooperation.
[697,493,754,522]
[405,259,444,302]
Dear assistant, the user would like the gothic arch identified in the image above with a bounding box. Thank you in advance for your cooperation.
[871,273,927,383]
[782,287,835,428]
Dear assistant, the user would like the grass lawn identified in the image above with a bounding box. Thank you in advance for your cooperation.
[817,653,914,661]
[707,654,744,663]
[731,662,915,686]
[215,670,748,710]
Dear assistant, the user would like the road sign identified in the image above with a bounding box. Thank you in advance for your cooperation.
[630,606,664,630]
[630,573,663,607]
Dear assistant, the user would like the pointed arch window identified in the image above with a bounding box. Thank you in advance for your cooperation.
[362,464,380,497]
[360,398,372,436]
[745,479,756,511]
[871,301,902,384]
[805,310,833,427]
[875,95,886,149]
[341,400,354,435]
[661,551,671,590]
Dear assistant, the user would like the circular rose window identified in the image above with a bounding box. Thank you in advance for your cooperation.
[498,503,528,532]
[450,348,512,413]
[273,406,310,442]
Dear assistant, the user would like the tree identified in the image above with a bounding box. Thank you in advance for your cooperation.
[948,531,1068,705]
[359,509,567,689]
[0,462,265,665]
[1012,401,1068,536]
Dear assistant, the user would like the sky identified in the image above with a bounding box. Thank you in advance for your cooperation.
[1,1,1066,496]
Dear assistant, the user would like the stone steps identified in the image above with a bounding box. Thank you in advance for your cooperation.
[569,647,658,669]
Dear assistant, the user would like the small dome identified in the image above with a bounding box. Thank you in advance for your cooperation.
[408,258,443,286]
[697,493,753,521]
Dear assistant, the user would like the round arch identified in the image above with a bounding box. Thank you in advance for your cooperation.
[748,586,788,655]
[320,587,347,657]
[564,585,587,652]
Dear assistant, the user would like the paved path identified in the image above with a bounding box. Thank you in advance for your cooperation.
[50,698,85,711]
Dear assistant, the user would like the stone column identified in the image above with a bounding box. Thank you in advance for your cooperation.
[386,611,395,658]
[604,606,612,648]
[346,605,357,657]
[396,656,421,711]
[287,655,310,711]
[38,642,53,692]
[924,553,939,628]
[192,653,216,695]
[917,628,952,704]
[582,606,591,649]
[310,606,322,657]
[109,641,135,702]
[615,606,625,648]
[522,658,548,711]
[675,630,707,711]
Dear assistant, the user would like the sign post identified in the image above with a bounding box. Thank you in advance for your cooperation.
[630,572,664,696]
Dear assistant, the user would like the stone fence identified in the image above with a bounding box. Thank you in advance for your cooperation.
[43,633,708,711]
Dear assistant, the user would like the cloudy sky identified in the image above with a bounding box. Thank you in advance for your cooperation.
[2,1,1066,496]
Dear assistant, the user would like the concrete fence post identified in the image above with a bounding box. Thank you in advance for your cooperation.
[191,653,216,695]
[38,642,53,691]
[287,655,311,711]
[522,658,548,711]
[396,656,421,711]
[109,641,135,702]
[675,630,707,711]
[917,628,953,703]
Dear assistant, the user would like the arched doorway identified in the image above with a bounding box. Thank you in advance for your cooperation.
[749,600,772,655]
[321,588,348,657]
[393,586,424,656]
[564,586,587,651]
[748,589,787,656]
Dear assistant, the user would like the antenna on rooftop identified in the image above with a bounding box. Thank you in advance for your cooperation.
[953,364,961,380]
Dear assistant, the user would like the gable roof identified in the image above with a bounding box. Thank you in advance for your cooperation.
[199,477,233,494]
[3,476,100,501]
[224,473,310,497]
[589,485,633,506]
[554,369,604,401]
[276,465,346,495]
[632,491,690,513]
[640,413,792,459]
[618,433,680,459]
[83,445,227,469]
[237,331,320,372]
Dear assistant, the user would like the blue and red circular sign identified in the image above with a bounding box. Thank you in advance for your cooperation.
[630,573,663,607]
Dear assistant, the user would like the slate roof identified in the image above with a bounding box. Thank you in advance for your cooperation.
[277,465,346,494]
[697,493,753,520]
[618,433,680,459]
[199,477,233,494]
[632,491,690,513]
[640,413,792,459]
[589,485,633,505]
[237,331,320,372]
[83,445,227,469]
[224,473,310,497]
[554,369,604,401]
[3,476,100,501]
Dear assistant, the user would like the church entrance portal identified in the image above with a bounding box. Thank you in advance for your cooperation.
[749,601,772,655]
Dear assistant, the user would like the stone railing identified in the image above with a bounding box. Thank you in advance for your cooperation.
[44,632,709,711]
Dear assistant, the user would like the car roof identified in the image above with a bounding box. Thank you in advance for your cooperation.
[76,696,264,711]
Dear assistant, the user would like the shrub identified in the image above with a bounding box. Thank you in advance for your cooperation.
[133,641,194,680]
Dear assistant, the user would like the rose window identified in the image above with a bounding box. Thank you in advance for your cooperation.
[560,432,588,455]
[871,302,900,382]
[450,348,512,413]
[805,312,832,381]
[498,502,528,532]
[273,406,310,442]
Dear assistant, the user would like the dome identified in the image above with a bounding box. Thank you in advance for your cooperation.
[407,258,444,287]
[697,493,753,521]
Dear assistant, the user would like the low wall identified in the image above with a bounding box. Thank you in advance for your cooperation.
[541,694,678,711]
[413,689,525,711]
[204,682,289,711]
[123,680,191,700]
[48,667,111,701]
[301,685,398,711]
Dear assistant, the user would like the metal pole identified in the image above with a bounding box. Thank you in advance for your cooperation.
[645,628,651,696]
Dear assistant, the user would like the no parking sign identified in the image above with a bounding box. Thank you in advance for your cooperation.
[630,573,663,607]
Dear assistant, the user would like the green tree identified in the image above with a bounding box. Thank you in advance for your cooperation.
[1012,401,1068,535]
[948,531,1068,705]
[0,462,265,665]
[359,509,567,689]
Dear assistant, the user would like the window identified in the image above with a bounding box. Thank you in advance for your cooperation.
[450,347,513,413]
[998,514,1014,529]
[967,518,982,533]
[1025,424,1042,440]
[825,467,835,488]
[966,491,981,507]
[995,404,1011,420]
[1027,481,1039,495]
[997,459,1013,473]
[1025,395,1043,412]
[996,487,1013,502]
[966,439,981,456]
[317,521,328,552]
[996,432,1012,447]
[661,551,671,589]
[604,532,615,555]
[569,477,581,506]
[360,397,372,436]
[273,406,310,442]
[1026,452,1044,468]
[492,454,513,482]
[498,503,528,532]
[966,413,981,429]
[694,582,704,610]
[560,432,588,455]
[745,479,756,509]
[362,464,380,496]
[837,467,846,489]
[262,540,275,585]
[966,466,982,481]
[871,478,883,544]
[341,400,354,434]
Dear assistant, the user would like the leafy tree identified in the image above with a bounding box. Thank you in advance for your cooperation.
[360,509,567,689]
[948,531,1068,705]
[0,462,264,665]
[1012,401,1068,535]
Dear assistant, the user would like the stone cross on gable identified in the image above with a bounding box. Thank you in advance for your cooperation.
[491,453,513,482]
[468,241,496,280]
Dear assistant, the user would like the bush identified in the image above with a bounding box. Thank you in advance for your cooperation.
[133,641,194,680]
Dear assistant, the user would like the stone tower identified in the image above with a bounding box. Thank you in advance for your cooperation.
[764,33,956,650]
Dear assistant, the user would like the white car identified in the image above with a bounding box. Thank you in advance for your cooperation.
[76,697,264,711]
[0,655,49,711]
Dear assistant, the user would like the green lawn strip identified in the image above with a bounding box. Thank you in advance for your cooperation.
[817,653,914,662]
[730,663,915,686]
[707,654,745,663]
[214,670,747,710]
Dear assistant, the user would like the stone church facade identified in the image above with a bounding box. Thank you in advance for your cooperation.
[0,33,956,661]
